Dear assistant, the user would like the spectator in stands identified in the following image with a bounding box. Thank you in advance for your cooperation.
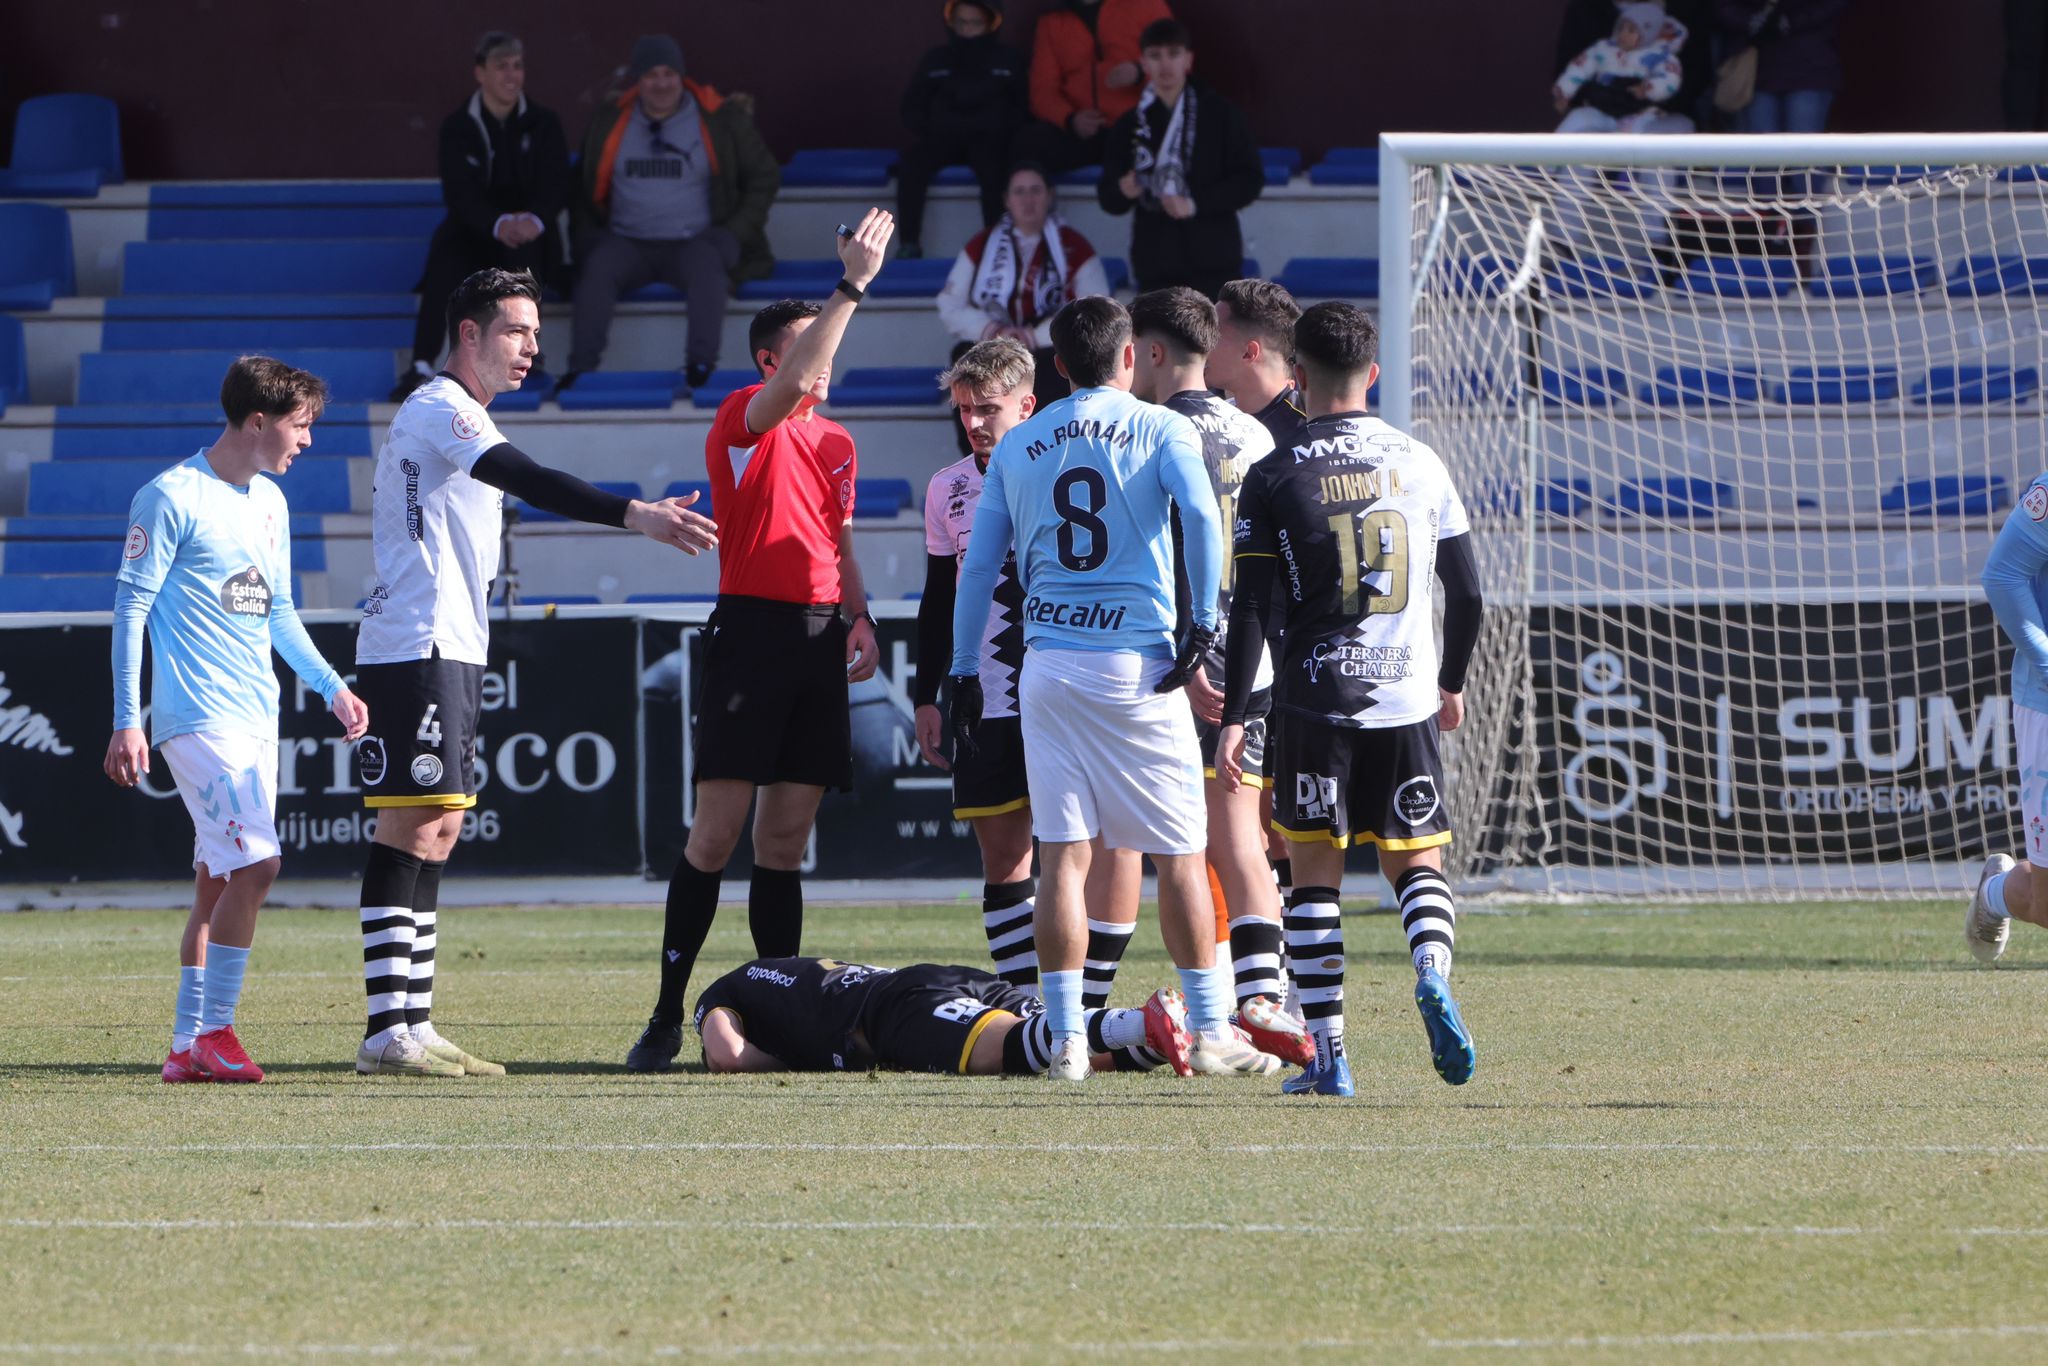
[565,35,780,391]
[392,32,572,402]
[1098,19,1263,301]
[897,1,1028,260]
[1555,0,1713,129]
[1013,0,1174,177]
[937,162,1110,407]
[1715,0,1849,132]
[1553,3,1696,133]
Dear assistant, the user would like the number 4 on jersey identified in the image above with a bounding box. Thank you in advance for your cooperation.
[416,703,442,749]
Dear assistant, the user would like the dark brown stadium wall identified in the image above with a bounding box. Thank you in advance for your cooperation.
[0,0,2008,180]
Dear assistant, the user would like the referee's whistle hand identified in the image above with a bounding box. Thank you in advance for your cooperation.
[838,208,895,287]
[846,615,879,683]
[628,495,719,555]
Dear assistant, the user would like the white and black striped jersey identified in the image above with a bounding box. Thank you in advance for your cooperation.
[924,454,1026,718]
[1163,389,1275,690]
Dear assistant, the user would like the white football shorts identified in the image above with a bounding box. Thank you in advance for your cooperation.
[159,730,281,878]
[2018,703,2048,869]
[1017,646,1205,855]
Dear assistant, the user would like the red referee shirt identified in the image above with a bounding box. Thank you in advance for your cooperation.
[705,384,857,604]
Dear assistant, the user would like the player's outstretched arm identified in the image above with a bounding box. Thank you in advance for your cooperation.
[471,443,718,554]
[699,1008,786,1073]
[1984,507,2048,680]
[744,209,895,435]
[1436,534,1484,735]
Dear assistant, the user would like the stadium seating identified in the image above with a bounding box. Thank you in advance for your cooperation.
[1541,478,1594,518]
[149,182,445,207]
[0,573,122,612]
[780,149,895,188]
[0,94,123,197]
[76,349,395,405]
[100,317,411,351]
[2,513,327,574]
[122,240,421,294]
[1546,255,1657,301]
[49,405,374,459]
[0,204,77,309]
[1261,147,1303,186]
[516,484,642,523]
[1808,253,1939,298]
[1912,364,2040,405]
[624,592,718,603]
[1274,257,1378,299]
[554,371,684,411]
[855,478,915,518]
[1945,255,2048,297]
[0,317,25,413]
[146,204,446,241]
[492,371,559,413]
[691,369,758,409]
[1308,147,1378,187]
[1778,365,1900,404]
[830,368,947,407]
[1679,255,1799,298]
[660,481,715,515]
[1615,477,1736,519]
[103,293,418,319]
[1880,474,2010,516]
[1642,366,1763,407]
[1540,365,1629,407]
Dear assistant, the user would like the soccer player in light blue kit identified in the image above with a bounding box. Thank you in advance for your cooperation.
[950,295,1243,1081]
[1970,474,2048,960]
[104,357,368,1084]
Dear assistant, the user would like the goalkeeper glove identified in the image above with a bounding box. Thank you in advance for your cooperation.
[1154,623,1218,694]
[949,673,984,758]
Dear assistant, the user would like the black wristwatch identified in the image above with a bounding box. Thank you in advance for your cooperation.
[844,608,877,629]
[835,277,866,303]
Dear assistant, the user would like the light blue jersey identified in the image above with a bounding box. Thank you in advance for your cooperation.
[1984,475,2048,716]
[952,386,1222,673]
[112,452,342,743]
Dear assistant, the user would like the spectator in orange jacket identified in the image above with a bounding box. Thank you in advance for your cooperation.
[1013,0,1174,178]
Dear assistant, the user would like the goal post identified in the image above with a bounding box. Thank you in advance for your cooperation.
[1377,133,2048,898]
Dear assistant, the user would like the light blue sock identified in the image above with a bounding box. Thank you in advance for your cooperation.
[1042,968,1086,1041]
[199,944,251,1032]
[1986,872,2014,921]
[1179,963,1235,1032]
[172,966,205,1052]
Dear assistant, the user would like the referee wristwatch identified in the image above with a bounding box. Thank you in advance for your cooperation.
[844,608,878,629]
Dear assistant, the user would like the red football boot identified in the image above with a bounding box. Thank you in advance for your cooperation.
[1142,988,1194,1077]
[189,1026,264,1083]
[161,1048,210,1084]
[1236,994,1316,1067]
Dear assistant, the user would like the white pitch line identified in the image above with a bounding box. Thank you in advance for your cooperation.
[6,1216,2047,1240]
[0,1347,476,1359]
[10,1138,2048,1158]
[1423,1323,2048,1351]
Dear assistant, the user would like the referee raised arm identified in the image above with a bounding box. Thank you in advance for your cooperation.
[626,209,896,1072]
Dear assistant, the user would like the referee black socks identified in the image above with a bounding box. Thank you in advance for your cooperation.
[748,865,804,958]
[652,854,723,1026]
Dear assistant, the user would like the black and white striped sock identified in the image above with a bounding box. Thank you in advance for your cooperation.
[359,844,423,1048]
[403,858,445,1040]
[1284,885,1345,1067]
[1003,1008,1150,1074]
[1397,866,1456,976]
[1227,913,1287,1006]
[982,878,1040,994]
[1081,918,1134,1008]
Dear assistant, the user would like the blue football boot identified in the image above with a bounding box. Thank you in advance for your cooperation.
[1280,1053,1355,1097]
[1415,967,1475,1085]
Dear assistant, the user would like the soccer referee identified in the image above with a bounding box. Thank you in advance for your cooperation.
[626,209,896,1071]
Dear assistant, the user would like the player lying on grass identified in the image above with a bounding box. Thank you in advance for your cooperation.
[695,957,1286,1076]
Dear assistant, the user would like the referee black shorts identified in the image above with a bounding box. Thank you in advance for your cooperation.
[693,595,854,791]
[863,964,1039,1074]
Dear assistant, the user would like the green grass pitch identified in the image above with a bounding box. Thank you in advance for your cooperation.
[4,897,2048,1361]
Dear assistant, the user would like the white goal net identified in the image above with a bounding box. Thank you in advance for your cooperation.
[1378,134,2048,898]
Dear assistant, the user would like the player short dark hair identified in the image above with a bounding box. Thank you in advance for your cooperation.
[446,268,540,350]
[474,30,522,65]
[220,355,328,426]
[749,298,823,373]
[1293,302,1380,382]
[1048,296,1132,390]
[1140,18,1193,50]
[1217,278,1302,359]
[1129,287,1218,359]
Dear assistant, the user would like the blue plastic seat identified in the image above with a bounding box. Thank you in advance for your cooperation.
[691,368,759,409]
[1056,165,1102,187]
[101,317,411,351]
[1778,365,1900,404]
[488,370,558,414]
[0,94,123,197]
[522,594,602,606]
[554,371,683,411]
[1615,477,1734,519]
[1642,365,1762,407]
[868,257,956,299]
[122,239,423,294]
[146,205,446,242]
[0,204,76,309]
[515,483,642,524]
[854,478,915,518]
[1679,256,1798,298]
[1546,255,1656,300]
[1274,257,1379,299]
[0,317,24,413]
[1880,474,2010,516]
[105,293,418,320]
[1261,147,1302,186]
[1946,255,2048,297]
[732,258,846,302]
[1539,365,1629,408]
[829,368,946,407]
[1308,148,1378,187]
[50,405,373,459]
[1442,255,1510,298]
[3,513,327,573]
[781,149,895,187]
[28,458,352,516]
[77,349,396,405]
[1809,253,1938,298]
[1913,365,2040,406]
[0,574,124,612]
[1540,478,1594,518]
[151,182,443,208]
